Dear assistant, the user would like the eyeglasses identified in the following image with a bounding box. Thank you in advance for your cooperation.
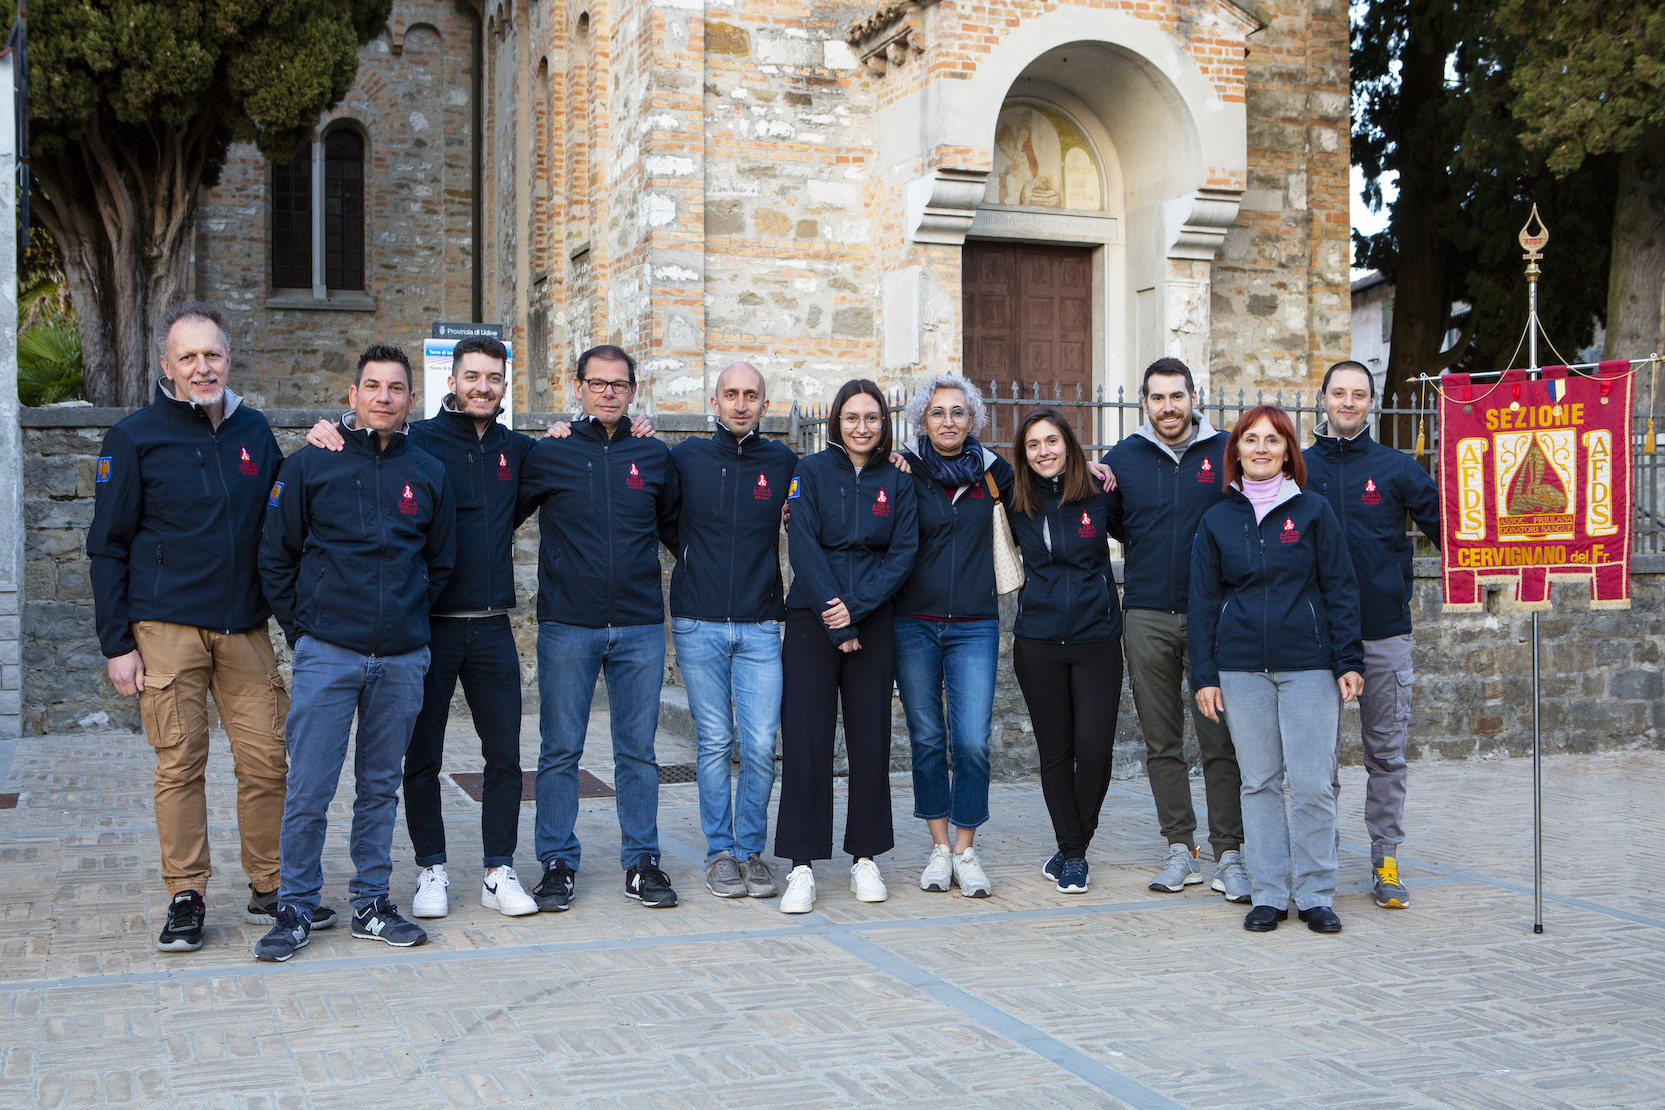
[583,377,635,395]
[840,412,883,427]
[927,407,970,424]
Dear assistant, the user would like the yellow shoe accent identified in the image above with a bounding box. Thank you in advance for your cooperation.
[1374,856,1408,909]
[1376,857,1400,885]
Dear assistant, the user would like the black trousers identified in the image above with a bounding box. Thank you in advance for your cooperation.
[774,604,896,862]
[403,614,524,869]
[1013,637,1124,857]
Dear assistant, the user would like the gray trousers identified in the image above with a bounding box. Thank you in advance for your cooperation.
[1124,609,1243,855]
[1332,633,1413,861]
[1220,669,1340,911]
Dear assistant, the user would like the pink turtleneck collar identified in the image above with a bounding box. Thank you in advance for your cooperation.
[1241,474,1285,523]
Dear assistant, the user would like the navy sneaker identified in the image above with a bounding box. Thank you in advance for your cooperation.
[625,855,678,908]
[350,897,427,947]
[533,859,577,912]
[1056,857,1089,894]
[253,904,312,962]
[157,890,205,952]
[1042,852,1064,883]
[245,885,338,930]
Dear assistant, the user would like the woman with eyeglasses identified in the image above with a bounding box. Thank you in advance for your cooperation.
[1006,408,1124,895]
[1188,404,1362,934]
[890,374,1013,898]
[775,380,919,913]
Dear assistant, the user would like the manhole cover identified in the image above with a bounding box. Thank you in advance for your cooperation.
[658,762,697,784]
[450,770,615,801]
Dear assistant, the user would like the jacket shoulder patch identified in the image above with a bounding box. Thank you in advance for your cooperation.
[787,476,800,499]
[269,481,283,506]
[96,457,112,483]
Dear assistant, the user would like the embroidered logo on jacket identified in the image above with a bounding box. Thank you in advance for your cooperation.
[968,481,987,499]
[1078,510,1097,538]
[238,446,258,476]
[873,488,890,517]
[96,457,112,483]
[1361,476,1381,505]
[787,476,800,499]
[497,452,512,480]
[753,472,772,500]
[269,482,283,506]
[1197,457,1214,483]
[399,484,419,515]
[627,461,645,489]
[1280,516,1301,543]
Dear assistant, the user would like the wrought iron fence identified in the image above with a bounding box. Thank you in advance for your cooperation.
[788,381,1665,554]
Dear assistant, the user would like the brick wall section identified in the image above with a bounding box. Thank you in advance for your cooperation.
[21,415,1664,781]
[193,5,476,411]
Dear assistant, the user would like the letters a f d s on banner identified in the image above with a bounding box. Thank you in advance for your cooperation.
[1440,363,1633,611]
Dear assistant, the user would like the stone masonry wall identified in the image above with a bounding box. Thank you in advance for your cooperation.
[22,413,1665,787]
[192,5,476,412]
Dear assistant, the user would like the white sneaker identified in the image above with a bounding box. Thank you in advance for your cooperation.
[920,844,953,892]
[411,865,449,918]
[850,857,888,903]
[780,865,816,914]
[952,847,993,898]
[481,866,539,917]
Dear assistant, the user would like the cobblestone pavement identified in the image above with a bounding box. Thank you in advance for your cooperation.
[0,715,1661,1109]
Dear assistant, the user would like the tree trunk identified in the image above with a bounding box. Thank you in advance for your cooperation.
[32,113,212,407]
[1604,126,1665,361]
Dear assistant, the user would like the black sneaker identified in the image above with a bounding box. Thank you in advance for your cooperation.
[533,859,577,912]
[245,884,338,930]
[350,896,427,947]
[1056,857,1089,894]
[1041,852,1064,883]
[157,890,205,952]
[253,904,312,962]
[625,855,678,908]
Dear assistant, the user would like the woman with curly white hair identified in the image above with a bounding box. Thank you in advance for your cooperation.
[891,373,1014,897]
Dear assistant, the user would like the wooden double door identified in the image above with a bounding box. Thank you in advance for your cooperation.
[962,240,1093,403]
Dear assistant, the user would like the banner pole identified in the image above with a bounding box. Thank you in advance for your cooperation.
[1523,206,1545,935]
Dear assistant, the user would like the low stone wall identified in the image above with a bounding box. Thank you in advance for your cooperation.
[20,410,1665,785]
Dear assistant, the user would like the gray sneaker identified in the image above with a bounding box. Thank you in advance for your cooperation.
[1373,857,1410,908]
[1149,843,1203,892]
[742,853,779,898]
[706,851,748,898]
[1210,849,1252,903]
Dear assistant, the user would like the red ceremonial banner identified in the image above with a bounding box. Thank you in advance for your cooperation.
[1440,362,1634,611]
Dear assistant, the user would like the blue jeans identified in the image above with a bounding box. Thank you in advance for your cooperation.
[1219,669,1341,911]
[278,636,430,914]
[672,618,782,863]
[535,621,665,872]
[894,617,997,829]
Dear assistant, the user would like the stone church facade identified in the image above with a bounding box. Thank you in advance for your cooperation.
[193,0,1349,415]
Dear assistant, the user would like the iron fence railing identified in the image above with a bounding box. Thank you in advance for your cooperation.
[788,381,1665,554]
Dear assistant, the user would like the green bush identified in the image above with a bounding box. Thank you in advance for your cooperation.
[18,317,86,406]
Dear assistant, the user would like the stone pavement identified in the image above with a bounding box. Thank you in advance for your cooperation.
[0,714,1662,1110]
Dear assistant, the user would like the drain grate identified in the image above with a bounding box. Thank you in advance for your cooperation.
[449,770,615,801]
[658,762,697,784]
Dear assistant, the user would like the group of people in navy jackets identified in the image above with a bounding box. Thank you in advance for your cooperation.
[91,297,1438,960]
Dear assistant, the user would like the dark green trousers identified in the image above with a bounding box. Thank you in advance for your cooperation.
[1124,608,1243,856]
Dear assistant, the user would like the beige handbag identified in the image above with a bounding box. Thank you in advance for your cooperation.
[985,472,1024,594]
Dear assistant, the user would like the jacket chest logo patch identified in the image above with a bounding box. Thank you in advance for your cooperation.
[626,461,645,489]
[968,481,987,499]
[872,488,890,517]
[1197,458,1214,483]
[497,452,512,480]
[1361,476,1381,505]
[238,446,258,476]
[753,472,773,500]
[96,457,112,483]
[399,483,420,515]
[1078,510,1096,538]
[1280,516,1301,543]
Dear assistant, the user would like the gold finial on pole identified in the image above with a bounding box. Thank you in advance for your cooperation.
[1519,203,1549,266]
